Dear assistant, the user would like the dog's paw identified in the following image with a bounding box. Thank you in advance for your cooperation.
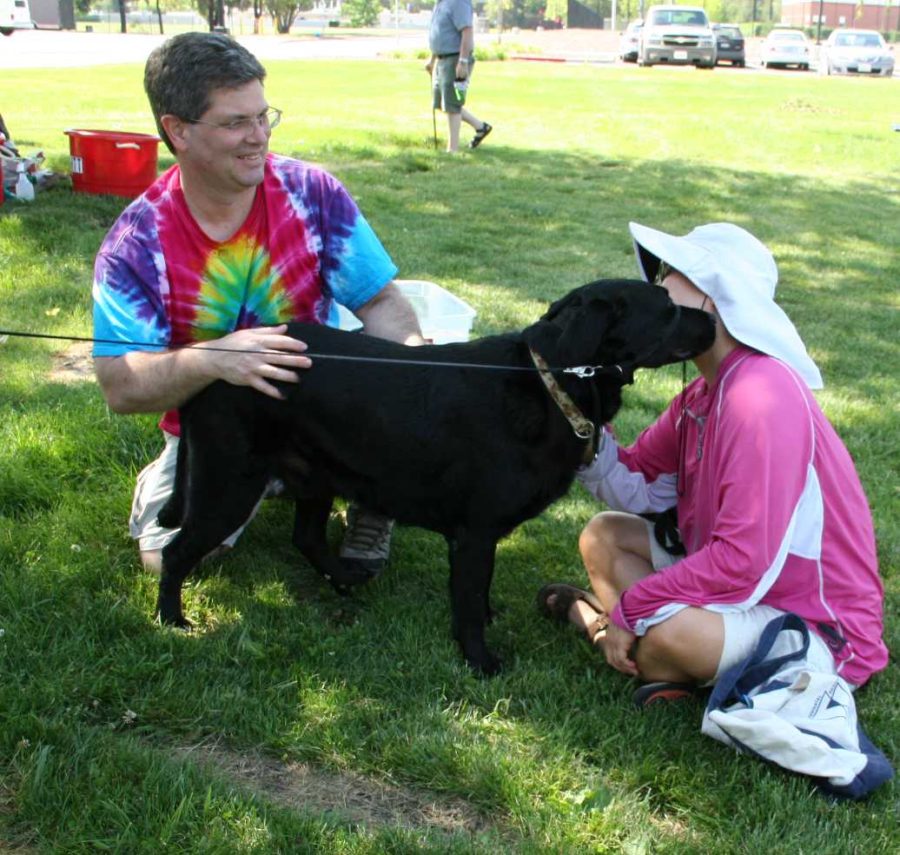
[466,649,502,677]
[157,612,193,631]
[328,580,354,598]
[323,562,372,589]
[156,603,193,631]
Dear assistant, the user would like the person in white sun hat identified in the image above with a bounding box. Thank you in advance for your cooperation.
[538,222,887,708]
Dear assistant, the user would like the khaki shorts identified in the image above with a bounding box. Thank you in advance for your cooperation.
[432,54,475,113]
[129,432,263,553]
[639,519,837,683]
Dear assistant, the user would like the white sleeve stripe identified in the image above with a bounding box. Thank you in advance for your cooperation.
[578,442,677,514]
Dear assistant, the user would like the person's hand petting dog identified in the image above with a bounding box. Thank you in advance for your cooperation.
[194,324,311,400]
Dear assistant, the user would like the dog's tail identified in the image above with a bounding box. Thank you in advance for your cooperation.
[156,431,188,529]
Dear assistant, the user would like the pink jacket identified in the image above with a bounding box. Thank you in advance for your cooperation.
[578,346,887,686]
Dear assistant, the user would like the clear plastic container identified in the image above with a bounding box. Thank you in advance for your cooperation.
[334,280,476,344]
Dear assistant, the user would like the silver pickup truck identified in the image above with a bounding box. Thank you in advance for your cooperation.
[638,5,717,68]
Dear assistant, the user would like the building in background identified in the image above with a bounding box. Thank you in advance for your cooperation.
[780,0,899,32]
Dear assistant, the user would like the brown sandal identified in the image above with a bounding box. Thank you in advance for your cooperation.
[536,583,609,645]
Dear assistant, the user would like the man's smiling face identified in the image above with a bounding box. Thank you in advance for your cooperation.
[178,79,271,195]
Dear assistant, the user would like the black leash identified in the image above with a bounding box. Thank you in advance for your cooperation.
[0,327,620,379]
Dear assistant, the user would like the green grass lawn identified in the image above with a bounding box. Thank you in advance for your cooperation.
[1,59,898,851]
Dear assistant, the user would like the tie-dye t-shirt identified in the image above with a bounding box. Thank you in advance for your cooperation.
[92,153,397,434]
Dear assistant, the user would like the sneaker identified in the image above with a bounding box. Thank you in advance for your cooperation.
[469,122,492,149]
[632,681,697,709]
[339,506,394,579]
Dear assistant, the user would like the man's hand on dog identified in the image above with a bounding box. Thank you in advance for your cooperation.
[196,324,312,400]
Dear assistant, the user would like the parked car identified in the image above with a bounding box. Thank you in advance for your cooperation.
[0,0,33,35]
[638,5,717,68]
[712,23,745,67]
[619,20,643,63]
[820,29,894,77]
[761,29,811,70]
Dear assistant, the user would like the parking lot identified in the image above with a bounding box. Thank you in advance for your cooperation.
[0,25,896,82]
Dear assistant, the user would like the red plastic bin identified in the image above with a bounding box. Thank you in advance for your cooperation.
[65,129,161,198]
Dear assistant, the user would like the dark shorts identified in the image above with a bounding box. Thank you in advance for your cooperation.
[432,54,475,113]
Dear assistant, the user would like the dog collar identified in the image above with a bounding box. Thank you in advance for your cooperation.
[529,348,598,465]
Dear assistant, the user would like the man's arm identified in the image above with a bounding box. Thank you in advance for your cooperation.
[94,325,312,414]
[455,27,474,79]
[354,282,426,345]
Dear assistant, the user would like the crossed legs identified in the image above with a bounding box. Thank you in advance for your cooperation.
[562,511,725,684]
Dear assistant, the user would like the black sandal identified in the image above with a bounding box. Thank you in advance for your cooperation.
[469,122,492,149]
[536,583,609,644]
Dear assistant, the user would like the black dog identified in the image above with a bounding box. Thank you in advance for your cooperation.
[156,279,715,673]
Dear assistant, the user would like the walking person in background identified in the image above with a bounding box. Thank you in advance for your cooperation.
[425,0,492,153]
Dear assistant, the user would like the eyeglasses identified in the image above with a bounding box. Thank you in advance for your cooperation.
[654,260,674,286]
[187,107,282,135]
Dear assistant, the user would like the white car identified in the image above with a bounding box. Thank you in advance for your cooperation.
[820,29,894,77]
[619,20,643,63]
[638,5,717,68]
[761,29,811,70]
[0,0,33,35]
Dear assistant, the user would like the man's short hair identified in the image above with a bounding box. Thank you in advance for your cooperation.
[144,32,267,153]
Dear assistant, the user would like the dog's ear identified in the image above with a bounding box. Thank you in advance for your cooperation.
[524,294,616,366]
[541,289,584,322]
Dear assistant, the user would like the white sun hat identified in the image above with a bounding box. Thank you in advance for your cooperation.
[629,221,823,389]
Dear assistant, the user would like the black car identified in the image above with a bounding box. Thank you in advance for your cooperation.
[712,24,745,67]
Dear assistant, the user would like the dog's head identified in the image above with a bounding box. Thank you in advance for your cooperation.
[524,278,716,377]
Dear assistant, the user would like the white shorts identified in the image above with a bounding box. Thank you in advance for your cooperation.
[643,518,680,571]
[712,604,838,683]
[129,432,262,553]
[640,520,837,684]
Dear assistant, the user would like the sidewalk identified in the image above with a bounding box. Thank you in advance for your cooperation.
[0,28,424,69]
[0,27,620,70]
[495,26,620,62]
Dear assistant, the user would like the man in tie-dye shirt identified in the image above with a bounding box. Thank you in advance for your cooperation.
[93,32,424,577]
